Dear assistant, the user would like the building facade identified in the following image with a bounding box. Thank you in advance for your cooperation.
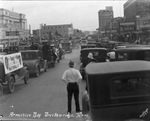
[124,0,150,43]
[39,23,74,40]
[98,6,114,32]
[124,0,150,22]
[0,8,29,47]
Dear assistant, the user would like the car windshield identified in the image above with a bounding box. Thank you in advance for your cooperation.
[82,50,106,58]
[21,52,38,60]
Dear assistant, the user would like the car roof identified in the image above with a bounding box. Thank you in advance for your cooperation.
[81,44,96,47]
[81,48,107,51]
[115,47,150,51]
[0,52,7,55]
[85,61,150,75]
[20,50,39,52]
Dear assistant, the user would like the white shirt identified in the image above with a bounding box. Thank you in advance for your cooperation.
[107,51,115,59]
[62,68,82,83]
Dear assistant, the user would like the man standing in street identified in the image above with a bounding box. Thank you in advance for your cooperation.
[62,60,82,116]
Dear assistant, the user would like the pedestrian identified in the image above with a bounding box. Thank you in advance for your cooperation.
[87,53,97,64]
[107,50,116,61]
[62,60,82,116]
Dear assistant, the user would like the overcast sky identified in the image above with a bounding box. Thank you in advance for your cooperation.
[1,0,127,31]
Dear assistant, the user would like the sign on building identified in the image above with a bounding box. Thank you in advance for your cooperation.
[119,22,136,32]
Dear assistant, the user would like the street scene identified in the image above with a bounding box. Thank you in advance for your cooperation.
[1,0,150,121]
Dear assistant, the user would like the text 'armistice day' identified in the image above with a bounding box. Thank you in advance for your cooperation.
[9,112,88,118]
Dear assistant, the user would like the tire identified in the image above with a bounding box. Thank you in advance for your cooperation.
[35,67,40,77]
[44,64,48,72]
[82,94,89,114]
[24,71,29,84]
[8,76,15,93]
[52,63,55,67]
[0,83,3,96]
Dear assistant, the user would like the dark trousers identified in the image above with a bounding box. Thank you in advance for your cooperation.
[67,83,80,113]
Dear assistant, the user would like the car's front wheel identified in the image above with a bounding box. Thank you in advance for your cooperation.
[0,83,3,96]
[8,76,15,93]
[35,67,40,77]
[24,71,29,84]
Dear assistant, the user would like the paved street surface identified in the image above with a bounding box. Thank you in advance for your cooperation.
[0,48,90,121]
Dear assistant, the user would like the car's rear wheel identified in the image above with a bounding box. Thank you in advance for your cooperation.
[8,76,15,93]
[0,83,3,96]
[82,94,89,114]
[44,64,48,72]
[51,62,55,67]
[35,67,40,77]
[24,71,29,84]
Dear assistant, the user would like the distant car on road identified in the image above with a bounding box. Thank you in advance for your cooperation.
[20,50,48,77]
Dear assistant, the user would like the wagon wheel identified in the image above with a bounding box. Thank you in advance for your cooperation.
[24,71,29,84]
[8,76,15,93]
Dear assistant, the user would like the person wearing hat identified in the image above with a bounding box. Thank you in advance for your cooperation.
[87,53,97,64]
[107,50,116,62]
[62,60,82,115]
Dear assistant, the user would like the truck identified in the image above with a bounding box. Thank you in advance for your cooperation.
[61,42,72,53]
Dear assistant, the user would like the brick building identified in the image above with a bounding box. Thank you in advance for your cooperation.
[0,8,29,47]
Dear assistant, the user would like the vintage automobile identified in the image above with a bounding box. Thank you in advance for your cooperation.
[115,47,150,61]
[80,48,107,79]
[61,42,72,53]
[106,40,124,51]
[18,45,31,51]
[85,61,150,121]
[20,50,48,77]
[0,53,29,93]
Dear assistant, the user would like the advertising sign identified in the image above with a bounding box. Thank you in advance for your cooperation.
[2,53,23,74]
[119,22,136,32]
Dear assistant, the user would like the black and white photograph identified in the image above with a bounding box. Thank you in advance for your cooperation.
[0,0,150,121]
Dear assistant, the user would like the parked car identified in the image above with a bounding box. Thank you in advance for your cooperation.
[80,48,107,79]
[20,50,48,77]
[85,61,150,121]
[115,47,150,61]
[0,53,29,93]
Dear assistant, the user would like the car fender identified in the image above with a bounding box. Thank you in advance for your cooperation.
[4,73,15,85]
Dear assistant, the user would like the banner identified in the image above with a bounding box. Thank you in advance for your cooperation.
[3,53,23,74]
